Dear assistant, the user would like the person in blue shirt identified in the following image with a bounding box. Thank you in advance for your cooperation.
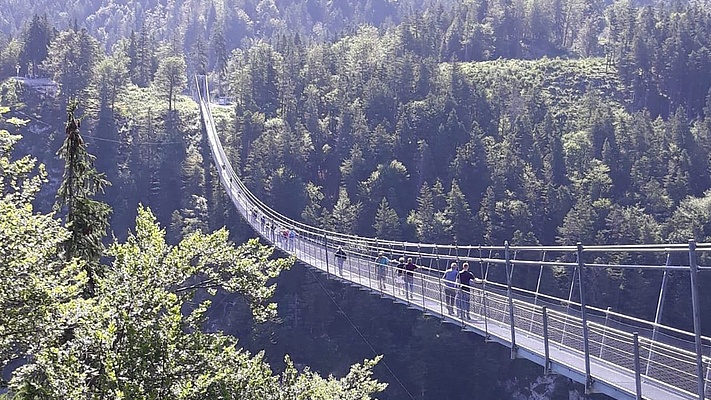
[442,262,460,315]
[375,252,390,291]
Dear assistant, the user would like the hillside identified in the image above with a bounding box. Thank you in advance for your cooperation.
[2,0,711,398]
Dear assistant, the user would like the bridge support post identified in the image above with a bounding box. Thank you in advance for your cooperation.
[577,242,593,393]
[633,332,642,400]
[599,307,611,358]
[505,241,517,359]
[324,233,330,277]
[533,251,546,306]
[688,239,706,400]
[542,306,550,375]
[647,253,671,377]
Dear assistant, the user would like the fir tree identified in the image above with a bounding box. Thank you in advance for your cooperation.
[55,102,111,297]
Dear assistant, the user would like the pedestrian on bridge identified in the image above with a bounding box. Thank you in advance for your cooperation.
[288,229,296,252]
[395,257,406,295]
[442,262,459,315]
[457,262,482,320]
[375,252,390,291]
[335,246,347,275]
[265,219,273,242]
[404,258,417,299]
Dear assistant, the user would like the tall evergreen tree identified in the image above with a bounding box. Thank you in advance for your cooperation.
[55,102,111,297]
[43,28,102,101]
[373,197,402,240]
[19,14,54,77]
[211,25,228,95]
[445,180,474,244]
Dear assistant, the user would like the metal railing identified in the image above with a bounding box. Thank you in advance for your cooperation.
[195,76,711,400]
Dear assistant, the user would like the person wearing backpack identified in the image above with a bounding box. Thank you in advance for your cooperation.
[442,262,460,315]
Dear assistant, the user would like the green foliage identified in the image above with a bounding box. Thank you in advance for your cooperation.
[666,190,711,243]
[6,205,384,399]
[153,56,187,112]
[373,198,401,240]
[445,180,474,243]
[93,51,129,111]
[17,14,53,78]
[3,190,384,398]
[55,103,111,296]
[325,187,361,234]
[0,121,76,373]
[42,28,102,101]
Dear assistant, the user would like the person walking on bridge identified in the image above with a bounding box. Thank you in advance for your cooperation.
[395,257,406,295]
[457,262,482,320]
[335,246,347,276]
[288,229,296,252]
[404,257,417,299]
[375,252,390,291]
[443,262,459,315]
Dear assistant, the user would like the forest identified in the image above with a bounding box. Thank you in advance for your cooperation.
[2,0,711,398]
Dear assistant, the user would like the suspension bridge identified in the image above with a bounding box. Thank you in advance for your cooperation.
[195,77,710,400]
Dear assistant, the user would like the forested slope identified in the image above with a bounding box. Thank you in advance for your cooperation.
[2,0,711,398]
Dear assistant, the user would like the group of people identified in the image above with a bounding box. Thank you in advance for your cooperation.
[333,247,484,320]
[251,208,296,251]
[375,253,418,298]
[442,262,483,320]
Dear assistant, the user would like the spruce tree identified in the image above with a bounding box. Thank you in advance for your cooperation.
[55,102,111,297]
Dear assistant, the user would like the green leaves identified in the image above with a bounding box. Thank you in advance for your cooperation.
[43,28,102,100]
[153,56,187,111]
[0,128,75,376]
[2,114,385,398]
[4,201,384,398]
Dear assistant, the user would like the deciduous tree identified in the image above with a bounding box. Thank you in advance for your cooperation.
[153,55,187,111]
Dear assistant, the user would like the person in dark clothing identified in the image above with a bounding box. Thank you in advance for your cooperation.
[457,262,481,319]
[334,247,347,275]
[395,257,406,295]
[404,257,417,299]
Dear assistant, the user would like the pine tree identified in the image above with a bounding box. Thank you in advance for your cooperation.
[327,187,361,234]
[211,25,228,96]
[43,28,101,101]
[445,180,474,244]
[55,102,111,297]
[19,14,54,77]
[374,198,402,240]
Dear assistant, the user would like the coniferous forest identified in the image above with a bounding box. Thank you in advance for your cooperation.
[2,0,711,398]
